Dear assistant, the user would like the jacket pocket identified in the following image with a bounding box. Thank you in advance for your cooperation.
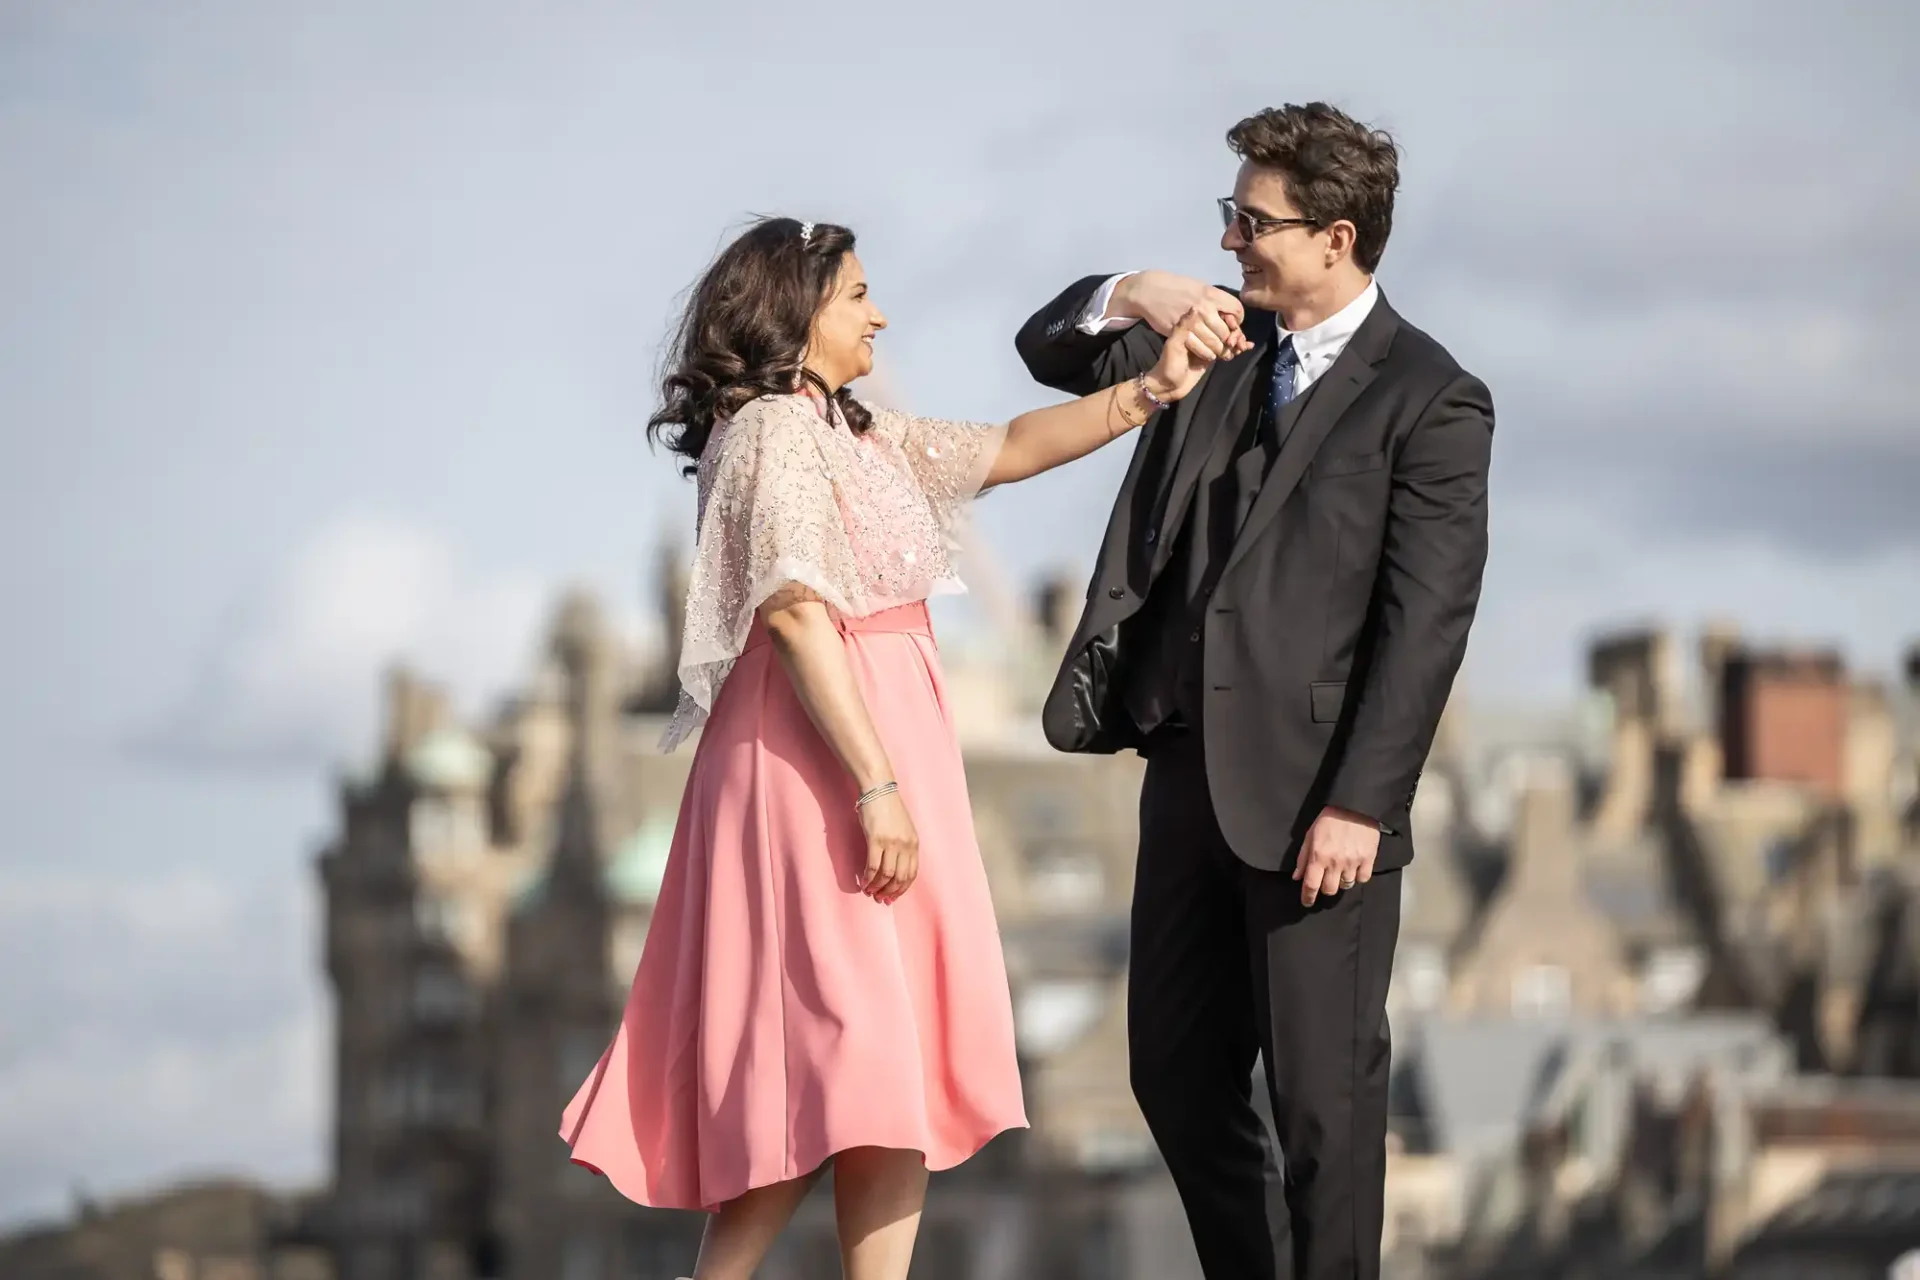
[1310,449,1387,479]
[1309,681,1347,723]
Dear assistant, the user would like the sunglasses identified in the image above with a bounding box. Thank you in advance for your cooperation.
[1218,197,1321,241]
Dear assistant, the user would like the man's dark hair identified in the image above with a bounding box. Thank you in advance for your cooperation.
[1226,103,1400,273]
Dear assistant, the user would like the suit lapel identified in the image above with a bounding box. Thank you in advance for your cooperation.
[1148,313,1273,575]
[1219,297,1400,579]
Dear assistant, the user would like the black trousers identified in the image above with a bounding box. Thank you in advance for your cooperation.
[1129,730,1401,1280]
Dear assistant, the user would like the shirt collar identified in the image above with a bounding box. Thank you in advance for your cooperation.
[1280,278,1379,366]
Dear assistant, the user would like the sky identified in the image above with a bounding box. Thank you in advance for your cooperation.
[1,0,1916,1227]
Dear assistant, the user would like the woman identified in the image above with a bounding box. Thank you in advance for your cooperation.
[559,216,1245,1280]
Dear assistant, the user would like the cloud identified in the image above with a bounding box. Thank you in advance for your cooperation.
[1495,427,1920,558]
[1405,121,1920,449]
[0,866,324,1223]
[1466,491,1920,699]
[850,0,1920,566]
[129,515,558,770]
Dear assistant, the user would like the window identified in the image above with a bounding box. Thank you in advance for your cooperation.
[412,965,475,1022]
[411,797,484,858]
[427,1067,480,1125]
[413,893,476,948]
[346,1181,425,1232]
[414,893,452,941]
[374,1063,479,1126]
[1511,964,1571,1019]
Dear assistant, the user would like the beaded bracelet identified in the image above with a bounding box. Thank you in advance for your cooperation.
[1136,373,1172,413]
[1113,376,1163,433]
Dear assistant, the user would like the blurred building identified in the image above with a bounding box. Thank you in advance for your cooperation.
[11,524,1914,1280]
[290,565,1920,1280]
[1372,1008,1920,1279]
[0,1180,329,1280]
[1373,625,1920,1276]
[291,552,1195,1280]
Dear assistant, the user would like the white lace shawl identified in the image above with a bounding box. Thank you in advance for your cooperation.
[658,393,1006,751]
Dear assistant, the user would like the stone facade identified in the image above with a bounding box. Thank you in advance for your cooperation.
[299,566,1195,1280]
[0,1180,329,1280]
[295,583,1920,1280]
[26,511,1894,1280]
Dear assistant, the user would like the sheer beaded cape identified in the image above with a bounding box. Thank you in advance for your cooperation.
[659,392,1006,751]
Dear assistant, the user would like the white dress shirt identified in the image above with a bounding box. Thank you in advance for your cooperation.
[1077,272,1380,397]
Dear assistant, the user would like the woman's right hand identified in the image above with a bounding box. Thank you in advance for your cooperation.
[1145,305,1252,403]
[857,790,919,904]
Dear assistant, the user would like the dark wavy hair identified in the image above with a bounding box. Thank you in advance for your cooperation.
[1227,103,1400,273]
[647,216,873,475]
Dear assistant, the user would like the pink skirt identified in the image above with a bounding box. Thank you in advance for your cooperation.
[559,601,1027,1211]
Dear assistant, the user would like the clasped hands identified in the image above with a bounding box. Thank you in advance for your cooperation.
[1113,269,1255,364]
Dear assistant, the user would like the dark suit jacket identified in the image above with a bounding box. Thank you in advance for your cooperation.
[1015,275,1494,873]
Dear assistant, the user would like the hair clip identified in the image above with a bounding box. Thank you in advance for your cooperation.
[799,221,814,246]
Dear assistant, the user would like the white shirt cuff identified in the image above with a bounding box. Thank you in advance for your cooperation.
[1075,272,1140,335]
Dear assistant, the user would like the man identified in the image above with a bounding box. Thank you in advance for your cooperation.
[1015,102,1493,1280]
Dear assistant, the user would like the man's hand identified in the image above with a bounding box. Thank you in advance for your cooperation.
[1112,270,1245,347]
[1143,307,1250,401]
[1292,806,1380,906]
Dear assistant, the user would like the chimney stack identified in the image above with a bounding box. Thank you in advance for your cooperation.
[1587,629,1674,840]
[1719,647,1847,799]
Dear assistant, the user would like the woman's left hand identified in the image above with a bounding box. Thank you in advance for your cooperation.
[1145,305,1253,402]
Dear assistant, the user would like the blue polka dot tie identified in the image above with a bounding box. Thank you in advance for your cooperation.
[1230,335,1302,533]
[1267,335,1300,445]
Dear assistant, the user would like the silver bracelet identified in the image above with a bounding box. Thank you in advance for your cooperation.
[855,781,899,810]
[1135,373,1172,413]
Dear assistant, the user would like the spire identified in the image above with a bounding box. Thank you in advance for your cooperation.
[549,587,617,755]
[546,739,604,894]
[628,541,691,716]
[544,589,616,895]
